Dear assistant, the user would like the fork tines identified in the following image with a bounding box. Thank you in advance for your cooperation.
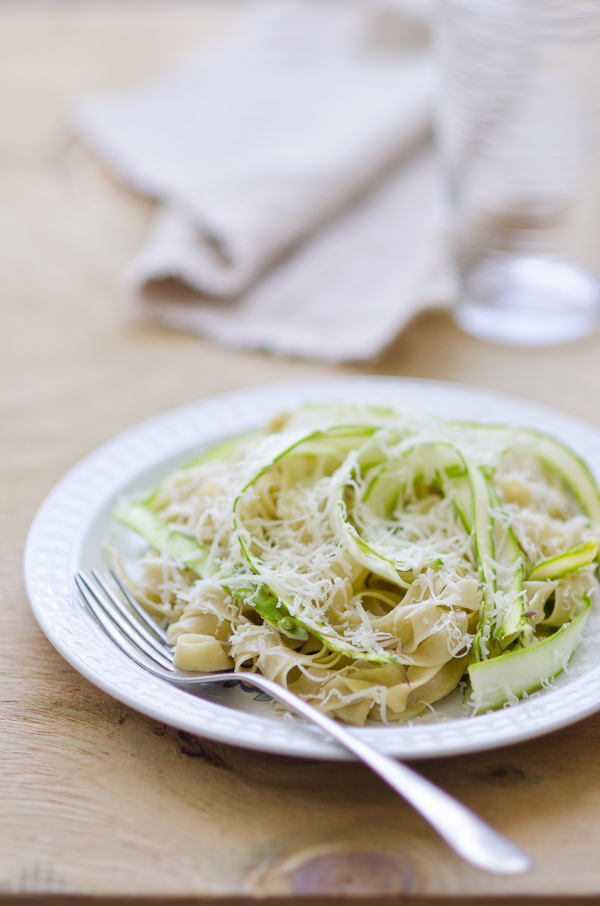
[75,571,174,672]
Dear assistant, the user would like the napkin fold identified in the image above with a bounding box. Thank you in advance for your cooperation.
[74,0,453,362]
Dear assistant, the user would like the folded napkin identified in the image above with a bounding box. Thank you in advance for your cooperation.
[73,0,454,362]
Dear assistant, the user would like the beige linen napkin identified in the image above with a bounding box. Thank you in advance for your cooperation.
[73,0,453,362]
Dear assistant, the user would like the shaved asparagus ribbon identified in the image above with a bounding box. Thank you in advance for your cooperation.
[457,425,599,701]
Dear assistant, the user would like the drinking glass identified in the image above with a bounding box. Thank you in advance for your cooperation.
[434,0,600,345]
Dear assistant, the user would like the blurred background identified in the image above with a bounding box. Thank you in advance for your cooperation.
[4,0,600,463]
[4,0,600,542]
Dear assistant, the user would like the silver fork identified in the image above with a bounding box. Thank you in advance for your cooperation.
[75,569,532,876]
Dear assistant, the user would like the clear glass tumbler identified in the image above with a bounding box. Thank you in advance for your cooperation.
[434,0,600,346]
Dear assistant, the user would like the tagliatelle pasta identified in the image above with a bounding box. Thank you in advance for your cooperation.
[112,404,600,725]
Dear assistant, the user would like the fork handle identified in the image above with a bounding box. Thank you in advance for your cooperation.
[77,572,530,875]
[211,671,531,875]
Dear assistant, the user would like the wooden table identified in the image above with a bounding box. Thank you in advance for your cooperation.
[3,3,600,904]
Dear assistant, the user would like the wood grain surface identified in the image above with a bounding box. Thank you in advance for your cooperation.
[3,2,600,903]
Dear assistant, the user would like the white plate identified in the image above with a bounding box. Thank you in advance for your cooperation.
[24,377,600,760]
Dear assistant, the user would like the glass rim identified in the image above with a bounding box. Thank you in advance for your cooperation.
[438,0,600,23]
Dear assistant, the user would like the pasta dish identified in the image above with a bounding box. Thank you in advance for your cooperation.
[112,404,600,725]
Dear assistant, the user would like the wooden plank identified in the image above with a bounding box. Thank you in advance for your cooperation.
[3,0,600,900]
